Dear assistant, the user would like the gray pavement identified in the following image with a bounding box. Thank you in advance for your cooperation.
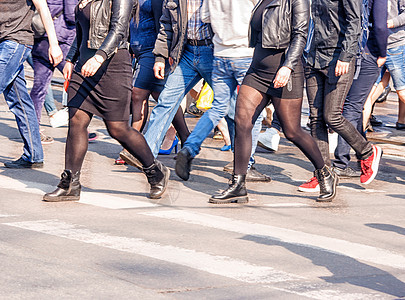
[0,72,404,299]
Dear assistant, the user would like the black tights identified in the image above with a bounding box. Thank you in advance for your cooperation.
[131,89,190,145]
[65,108,154,173]
[234,85,325,175]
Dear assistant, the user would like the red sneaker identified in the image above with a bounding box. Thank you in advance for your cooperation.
[360,145,382,184]
[298,176,320,192]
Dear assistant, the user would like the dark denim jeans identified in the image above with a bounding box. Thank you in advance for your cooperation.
[334,53,380,169]
[0,40,43,163]
[305,61,373,166]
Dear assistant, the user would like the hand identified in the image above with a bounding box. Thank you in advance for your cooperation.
[63,61,74,81]
[335,60,350,77]
[273,66,292,89]
[154,62,166,79]
[81,55,104,77]
[377,56,386,68]
[387,19,394,29]
[48,44,63,67]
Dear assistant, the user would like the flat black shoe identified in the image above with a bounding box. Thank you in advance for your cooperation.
[375,86,391,103]
[370,115,383,127]
[246,166,271,182]
[209,174,248,204]
[175,148,193,181]
[396,122,405,130]
[4,157,43,169]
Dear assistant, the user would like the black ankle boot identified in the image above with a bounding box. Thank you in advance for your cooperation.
[209,174,248,204]
[43,170,81,202]
[143,160,170,199]
[315,165,338,202]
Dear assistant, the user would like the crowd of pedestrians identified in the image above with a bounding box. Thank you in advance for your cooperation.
[1,0,404,204]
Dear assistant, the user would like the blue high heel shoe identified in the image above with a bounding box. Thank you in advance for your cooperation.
[159,136,179,155]
[220,144,231,151]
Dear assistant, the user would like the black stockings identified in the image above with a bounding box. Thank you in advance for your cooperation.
[234,85,325,175]
[131,88,190,145]
[65,108,154,173]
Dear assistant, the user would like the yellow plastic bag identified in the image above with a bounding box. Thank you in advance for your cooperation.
[196,82,214,110]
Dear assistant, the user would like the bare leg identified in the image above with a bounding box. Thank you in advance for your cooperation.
[397,89,405,124]
[217,118,231,146]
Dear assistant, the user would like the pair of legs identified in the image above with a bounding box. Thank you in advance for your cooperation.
[66,108,154,173]
[181,56,262,160]
[30,38,70,123]
[130,86,189,146]
[234,85,324,175]
[305,62,373,166]
[144,44,214,157]
[0,40,43,164]
[363,70,391,130]
[334,53,381,170]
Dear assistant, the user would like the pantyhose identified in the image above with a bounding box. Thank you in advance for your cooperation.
[234,85,325,175]
[65,108,154,173]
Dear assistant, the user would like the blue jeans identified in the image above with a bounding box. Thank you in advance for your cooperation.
[0,40,43,163]
[184,56,254,156]
[145,44,214,157]
[334,53,380,169]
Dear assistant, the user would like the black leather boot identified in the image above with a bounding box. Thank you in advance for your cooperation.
[43,170,81,202]
[209,174,248,204]
[143,160,170,199]
[315,165,338,202]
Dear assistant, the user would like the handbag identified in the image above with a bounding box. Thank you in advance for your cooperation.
[32,9,64,38]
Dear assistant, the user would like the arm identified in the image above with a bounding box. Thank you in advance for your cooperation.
[274,0,309,88]
[81,0,134,77]
[151,0,164,33]
[32,0,63,66]
[153,0,175,64]
[63,0,77,26]
[372,0,388,59]
[338,0,361,63]
[388,0,405,28]
[201,0,210,23]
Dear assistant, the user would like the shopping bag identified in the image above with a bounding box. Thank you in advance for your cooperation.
[196,82,214,110]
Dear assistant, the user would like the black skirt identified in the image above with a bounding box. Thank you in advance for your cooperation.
[67,49,133,121]
[242,44,304,99]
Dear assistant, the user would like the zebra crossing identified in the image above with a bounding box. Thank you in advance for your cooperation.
[0,173,404,298]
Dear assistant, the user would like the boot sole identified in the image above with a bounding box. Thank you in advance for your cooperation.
[208,196,249,204]
[149,168,170,199]
[316,176,339,202]
[120,151,143,171]
[43,195,80,202]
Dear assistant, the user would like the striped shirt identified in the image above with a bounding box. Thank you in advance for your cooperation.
[187,0,211,40]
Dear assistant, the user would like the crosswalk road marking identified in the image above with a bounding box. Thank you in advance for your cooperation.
[0,175,157,209]
[140,210,405,270]
[3,219,381,299]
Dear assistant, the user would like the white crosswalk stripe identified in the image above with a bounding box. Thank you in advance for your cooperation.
[0,175,157,209]
[3,219,382,299]
[140,210,405,270]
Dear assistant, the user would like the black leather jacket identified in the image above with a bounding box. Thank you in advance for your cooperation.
[66,0,137,63]
[249,0,309,71]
